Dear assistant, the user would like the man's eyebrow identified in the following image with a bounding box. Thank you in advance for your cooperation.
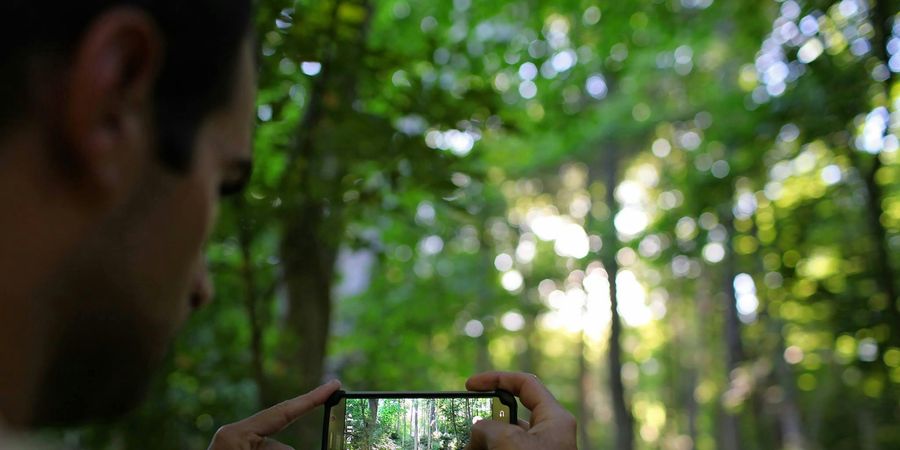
[220,159,254,197]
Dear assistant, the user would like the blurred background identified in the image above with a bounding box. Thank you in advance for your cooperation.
[57,0,900,449]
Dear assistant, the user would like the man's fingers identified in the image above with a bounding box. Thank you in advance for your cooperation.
[465,419,526,450]
[236,379,341,436]
[466,372,564,422]
[464,373,577,450]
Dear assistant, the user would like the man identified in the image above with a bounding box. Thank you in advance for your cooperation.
[0,1,577,449]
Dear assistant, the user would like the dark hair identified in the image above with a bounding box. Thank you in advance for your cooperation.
[0,0,253,171]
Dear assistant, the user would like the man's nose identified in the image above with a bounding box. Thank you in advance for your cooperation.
[190,258,214,310]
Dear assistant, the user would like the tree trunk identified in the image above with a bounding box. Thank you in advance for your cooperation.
[858,405,879,450]
[577,324,594,450]
[867,0,900,336]
[772,336,808,450]
[520,306,540,375]
[721,214,745,373]
[686,370,699,449]
[600,148,635,450]
[281,202,340,447]
[275,1,374,446]
[474,217,495,374]
[720,213,744,450]
[236,202,268,408]
[671,281,698,448]
[475,335,491,374]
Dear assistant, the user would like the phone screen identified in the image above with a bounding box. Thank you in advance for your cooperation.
[323,391,515,450]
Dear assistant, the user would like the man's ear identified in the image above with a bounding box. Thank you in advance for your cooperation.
[62,7,162,203]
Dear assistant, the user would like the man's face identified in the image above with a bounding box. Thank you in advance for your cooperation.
[32,37,257,425]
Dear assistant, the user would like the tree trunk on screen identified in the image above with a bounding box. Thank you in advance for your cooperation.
[427,400,435,450]
[599,148,634,450]
[414,399,420,450]
[451,398,461,445]
[407,401,413,448]
[367,398,379,448]
[401,403,407,448]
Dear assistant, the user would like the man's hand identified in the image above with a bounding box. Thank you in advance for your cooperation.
[208,379,341,450]
[465,372,577,450]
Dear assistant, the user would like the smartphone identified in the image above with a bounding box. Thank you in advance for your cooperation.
[321,390,517,450]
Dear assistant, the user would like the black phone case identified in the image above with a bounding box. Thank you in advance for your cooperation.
[321,389,518,449]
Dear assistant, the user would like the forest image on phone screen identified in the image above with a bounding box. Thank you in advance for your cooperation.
[341,397,492,449]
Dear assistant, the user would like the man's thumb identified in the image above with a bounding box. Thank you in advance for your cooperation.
[465,419,527,450]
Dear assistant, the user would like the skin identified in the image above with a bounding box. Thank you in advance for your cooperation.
[0,6,253,429]
[464,372,578,450]
[0,7,577,450]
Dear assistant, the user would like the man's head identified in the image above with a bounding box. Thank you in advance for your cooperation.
[0,0,255,426]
